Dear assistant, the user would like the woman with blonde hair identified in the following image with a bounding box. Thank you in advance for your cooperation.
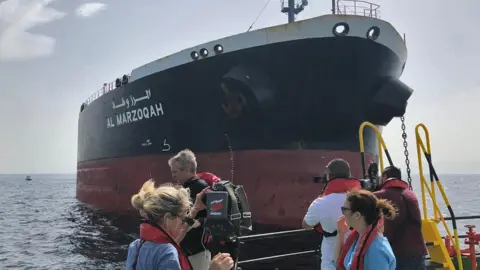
[125,180,234,270]
[334,189,397,270]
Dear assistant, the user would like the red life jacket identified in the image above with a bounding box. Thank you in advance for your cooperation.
[313,178,362,235]
[197,172,220,186]
[320,178,362,197]
[336,217,384,270]
[135,223,192,270]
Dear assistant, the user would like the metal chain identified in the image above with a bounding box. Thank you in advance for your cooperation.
[224,133,235,182]
[400,116,413,189]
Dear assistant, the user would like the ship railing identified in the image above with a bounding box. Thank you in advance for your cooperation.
[84,73,132,106]
[236,215,480,267]
[336,0,380,18]
[415,123,463,269]
[358,121,393,179]
[237,228,320,267]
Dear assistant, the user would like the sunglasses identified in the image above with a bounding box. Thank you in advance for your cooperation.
[170,212,195,226]
[181,216,195,226]
[145,211,195,227]
[341,206,352,214]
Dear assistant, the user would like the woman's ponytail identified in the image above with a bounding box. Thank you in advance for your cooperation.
[376,199,397,220]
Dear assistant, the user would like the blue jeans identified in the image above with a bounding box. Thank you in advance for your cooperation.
[396,255,426,270]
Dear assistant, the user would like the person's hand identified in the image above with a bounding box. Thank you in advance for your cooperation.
[209,253,234,270]
[337,215,349,234]
[192,187,210,211]
[188,187,210,220]
[191,220,202,228]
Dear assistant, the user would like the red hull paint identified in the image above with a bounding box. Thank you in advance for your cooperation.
[77,150,372,229]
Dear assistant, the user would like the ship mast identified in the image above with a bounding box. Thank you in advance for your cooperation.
[281,0,309,23]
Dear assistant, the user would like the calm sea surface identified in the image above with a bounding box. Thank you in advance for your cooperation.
[1,174,480,269]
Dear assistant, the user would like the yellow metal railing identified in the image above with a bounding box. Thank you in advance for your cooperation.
[358,121,393,178]
[415,123,462,270]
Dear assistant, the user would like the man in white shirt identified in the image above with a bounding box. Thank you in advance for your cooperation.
[302,158,361,270]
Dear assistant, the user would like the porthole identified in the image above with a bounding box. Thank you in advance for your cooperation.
[367,26,380,40]
[200,48,209,57]
[332,22,349,36]
[191,51,199,60]
[214,44,223,54]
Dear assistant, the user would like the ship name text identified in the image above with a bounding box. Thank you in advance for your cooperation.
[112,89,151,110]
[107,102,164,128]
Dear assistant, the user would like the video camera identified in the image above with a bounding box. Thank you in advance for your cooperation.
[359,162,381,191]
[203,180,252,240]
[202,180,252,269]
[312,174,328,184]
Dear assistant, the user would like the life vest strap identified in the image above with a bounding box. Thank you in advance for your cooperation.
[314,224,338,238]
[324,230,338,238]
[132,239,146,270]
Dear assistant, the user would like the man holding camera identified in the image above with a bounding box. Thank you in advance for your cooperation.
[302,158,362,270]
[169,149,211,270]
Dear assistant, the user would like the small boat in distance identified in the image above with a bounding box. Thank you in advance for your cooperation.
[25,176,32,181]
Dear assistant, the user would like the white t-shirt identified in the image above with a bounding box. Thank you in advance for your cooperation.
[303,193,347,267]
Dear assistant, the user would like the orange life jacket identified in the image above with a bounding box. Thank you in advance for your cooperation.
[336,217,384,270]
[313,178,362,235]
[197,172,220,187]
[134,222,192,270]
[320,178,362,197]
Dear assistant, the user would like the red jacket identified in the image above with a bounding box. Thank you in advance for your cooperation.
[374,180,427,257]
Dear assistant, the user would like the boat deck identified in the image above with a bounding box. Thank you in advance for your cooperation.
[235,214,480,269]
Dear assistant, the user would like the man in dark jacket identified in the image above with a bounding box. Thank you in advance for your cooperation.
[169,149,211,270]
[374,166,428,270]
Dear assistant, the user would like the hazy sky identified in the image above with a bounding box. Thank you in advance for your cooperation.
[0,0,479,174]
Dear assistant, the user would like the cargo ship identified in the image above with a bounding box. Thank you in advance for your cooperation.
[76,0,413,231]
